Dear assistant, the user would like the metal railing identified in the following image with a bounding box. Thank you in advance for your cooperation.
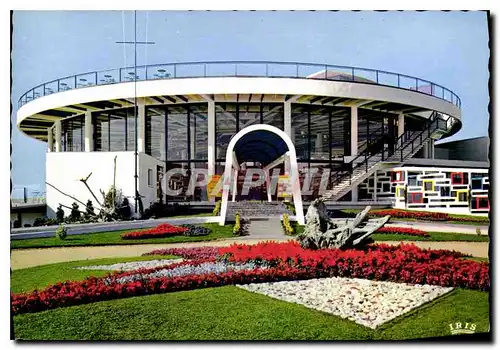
[18,60,461,109]
[324,111,447,196]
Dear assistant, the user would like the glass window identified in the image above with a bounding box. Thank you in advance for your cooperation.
[167,105,188,160]
[216,103,237,160]
[147,168,153,187]
[310,106,330,161]
[478,197,489,209]
[262,104,284,129]
[61,115,84,152]
[292,106,309,161]
[190,105,208,160]
[146,106,166,161]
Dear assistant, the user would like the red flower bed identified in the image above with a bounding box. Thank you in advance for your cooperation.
[218,241,488,291]
[11,242,489,315]
[370,209,488,223]
[144,247,219,260]
[120,223,187,239]
[375,226,429,237]
[370,209,449,221]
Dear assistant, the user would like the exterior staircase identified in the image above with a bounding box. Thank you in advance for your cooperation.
[226,201,293,219]
[321,112,451,202]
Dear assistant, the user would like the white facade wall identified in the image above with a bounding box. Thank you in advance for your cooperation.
[46,152,137,218]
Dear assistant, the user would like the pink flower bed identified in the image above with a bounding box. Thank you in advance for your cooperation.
[144,247,219,260]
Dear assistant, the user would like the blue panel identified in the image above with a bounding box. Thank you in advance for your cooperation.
[234,130,289,166]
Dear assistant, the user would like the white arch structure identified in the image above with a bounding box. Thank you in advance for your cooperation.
[218,124,305,225]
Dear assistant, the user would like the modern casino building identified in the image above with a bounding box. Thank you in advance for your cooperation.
[16,61,490,223]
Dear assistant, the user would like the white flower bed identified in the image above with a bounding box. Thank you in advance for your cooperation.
[75,259,183,272]
[237,277,454,329]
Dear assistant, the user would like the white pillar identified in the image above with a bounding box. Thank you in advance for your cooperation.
[284,101,292,174]
[351,186,359,202]
[54,120,61,152]
[265,169,272,202]
[398,113,405,137]
[350,106,358,156]
[47,128,53,152]
[207,100,216,177]
[137,99,146,153]
[428,139,434,159]
[373,172,378,201]
[84,110,93,152]
[231,168,238,202]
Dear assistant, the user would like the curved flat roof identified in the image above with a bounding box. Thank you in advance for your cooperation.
[16,61,462,141]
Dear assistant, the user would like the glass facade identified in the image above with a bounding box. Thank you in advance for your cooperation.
[61,115,84,152]
[92,107,135,152]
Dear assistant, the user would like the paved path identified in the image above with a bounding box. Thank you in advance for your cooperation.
[242,218,287,240]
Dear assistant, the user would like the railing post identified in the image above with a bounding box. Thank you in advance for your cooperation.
[43,84,46,96]
[351,67,355,81]
[401,147,403,162]
[415,78,418,91]
[58,80,60,92]
[324,65,328,79]
[119,68,123,82]
[174,64,177,78]
[376,71,379,84]
[95,72,98,85]
[397,74,400,87]
[296,64,299,78]
[75,75,77,89]
[235,64,238,76]
[204,64,207,77]
[266,63,269,76]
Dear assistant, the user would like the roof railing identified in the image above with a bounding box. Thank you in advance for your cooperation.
[18,60,461,109]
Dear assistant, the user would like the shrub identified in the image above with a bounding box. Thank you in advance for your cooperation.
[233,213,242,235]
[476,227,482,236]
[104,186,117,209]
[70,202,81,222]
[56,205,65,223]
[120,223,188,240]
[85,200,95,218]
[213,200,222,216]
[282,213,295,235]
[181,225,212,237]
[119,198,131,219]
[55,225,67,240]
[12,220,21,229]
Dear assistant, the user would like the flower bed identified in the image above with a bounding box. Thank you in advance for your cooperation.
[370,209,488,223]
[120,223,188,239]
[375,226,429,237]
[143,247,220,260]
[218,241,488,291]
[11,242,489,316]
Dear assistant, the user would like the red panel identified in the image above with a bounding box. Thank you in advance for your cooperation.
[476,197,490,210]
[409,192,424,204]
[451,172,464,185]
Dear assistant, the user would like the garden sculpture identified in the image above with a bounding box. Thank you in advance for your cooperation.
[297,199,390,250]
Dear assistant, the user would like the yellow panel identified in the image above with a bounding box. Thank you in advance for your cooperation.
[423,180,434,191]
[455,189,468,202]
[395,185,405,198]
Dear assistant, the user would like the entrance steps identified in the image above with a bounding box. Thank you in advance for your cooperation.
[226,201,293,219]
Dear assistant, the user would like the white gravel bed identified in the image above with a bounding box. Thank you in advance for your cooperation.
[237,277,454,329]
[75,259,183,271]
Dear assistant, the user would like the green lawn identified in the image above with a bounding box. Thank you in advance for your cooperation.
[11,223,233,250]
[13,286,489,341]
[10,255,176,294]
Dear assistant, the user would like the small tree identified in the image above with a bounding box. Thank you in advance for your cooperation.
[56,205,65,223]
[85,200,95,218]
[56,224,67,240]
[70,202,81,222]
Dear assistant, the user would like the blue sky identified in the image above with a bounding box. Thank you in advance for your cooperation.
[11,10,490,195]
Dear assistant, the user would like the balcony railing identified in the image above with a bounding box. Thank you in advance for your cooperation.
[18,60,461,109]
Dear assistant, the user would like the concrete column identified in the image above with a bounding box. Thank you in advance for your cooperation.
[398,113,405,138]
[428,139,435,159]
[54,120,61,152]
[47,127,53,152]
[265,169,272,202]
[284,101,292,175]
[350,106,358,156]
[137,99,146,153]
[84,110,93,152]
[190,118,195,160]
[207,100,216,177]
[373,172,378,201]
[351,186,359,202]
